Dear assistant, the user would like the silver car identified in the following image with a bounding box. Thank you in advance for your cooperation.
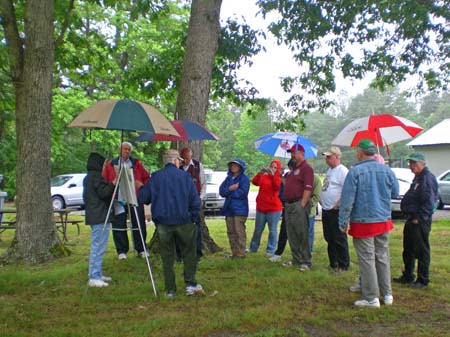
[437,169,450,209]
[51,173,86,210]
[203,170,227,213]
[390,167,414,218]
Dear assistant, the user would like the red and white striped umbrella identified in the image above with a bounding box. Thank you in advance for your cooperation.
[332,114,423,147]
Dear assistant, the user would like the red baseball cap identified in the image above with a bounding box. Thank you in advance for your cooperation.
[287,144,305,153]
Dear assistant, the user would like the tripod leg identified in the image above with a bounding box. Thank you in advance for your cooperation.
[132,205,158,297]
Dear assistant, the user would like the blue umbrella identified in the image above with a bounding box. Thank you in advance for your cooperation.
[254,132,318,159]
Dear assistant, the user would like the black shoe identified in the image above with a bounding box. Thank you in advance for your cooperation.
[410,281,428,289]
[393,275,413,284]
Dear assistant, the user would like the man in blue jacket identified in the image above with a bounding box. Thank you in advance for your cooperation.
[394,152,438,289]
[138,149,203,298]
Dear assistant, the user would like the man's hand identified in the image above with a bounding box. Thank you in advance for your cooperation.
[135,180,144,189]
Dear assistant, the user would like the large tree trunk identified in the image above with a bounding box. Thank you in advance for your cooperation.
[175,0,223,254]
[1,0,58,263]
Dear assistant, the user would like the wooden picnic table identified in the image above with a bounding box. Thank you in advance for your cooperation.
[0,208,82,242]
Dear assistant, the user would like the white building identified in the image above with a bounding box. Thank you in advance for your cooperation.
[407,118,450,176]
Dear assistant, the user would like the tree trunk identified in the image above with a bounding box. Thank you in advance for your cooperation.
[1,0,59,263]
[175,0,223,254]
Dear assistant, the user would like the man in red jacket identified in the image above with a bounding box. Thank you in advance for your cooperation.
[103,142,150,260]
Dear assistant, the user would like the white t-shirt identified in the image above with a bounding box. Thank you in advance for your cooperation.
[320,164,348,210]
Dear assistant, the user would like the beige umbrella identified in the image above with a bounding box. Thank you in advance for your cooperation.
[69,99,180,136]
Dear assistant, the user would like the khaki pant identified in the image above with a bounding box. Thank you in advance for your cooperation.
[225,216,247,256]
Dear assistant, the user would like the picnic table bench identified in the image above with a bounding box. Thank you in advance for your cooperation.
[0,209,82,242]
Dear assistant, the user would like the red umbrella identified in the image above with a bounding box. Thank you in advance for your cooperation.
[135,120,219,142]
[332,114,423,147]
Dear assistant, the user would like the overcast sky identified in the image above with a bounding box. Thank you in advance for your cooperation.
[220,1,373,106]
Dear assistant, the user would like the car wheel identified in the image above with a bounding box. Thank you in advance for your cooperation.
[437,196,444,210]
[52,196,65,210]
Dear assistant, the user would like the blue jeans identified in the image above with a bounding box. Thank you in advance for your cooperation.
[88,223,110,280]
[309,216,315,253]
[250,210,282,254]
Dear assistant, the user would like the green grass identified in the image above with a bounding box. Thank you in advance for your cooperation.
[1,217,450,337]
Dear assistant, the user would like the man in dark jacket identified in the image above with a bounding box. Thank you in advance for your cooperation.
[138,149,202,298]
[394,152,438,289]
[83,153,116,288]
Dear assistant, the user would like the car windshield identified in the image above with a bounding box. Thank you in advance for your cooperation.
[51,176,72,187]
[206,172,227,185]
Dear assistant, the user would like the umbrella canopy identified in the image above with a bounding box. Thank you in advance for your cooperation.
[332,114,423,147]
[134,120,219,142]
[254,132,318,159]
[68,99,179,135]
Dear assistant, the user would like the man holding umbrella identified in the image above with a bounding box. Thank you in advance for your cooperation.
[103,142,150,260]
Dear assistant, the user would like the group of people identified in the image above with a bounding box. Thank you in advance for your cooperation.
[83,144,205,296]
[83,138,439,305]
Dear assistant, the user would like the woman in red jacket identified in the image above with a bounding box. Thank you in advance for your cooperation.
[249,160,283,256]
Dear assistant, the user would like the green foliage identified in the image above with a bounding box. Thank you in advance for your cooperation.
[257,0,450,115]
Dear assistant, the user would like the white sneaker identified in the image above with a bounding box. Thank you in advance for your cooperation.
[354,298,380,308]
[269,254,282,262]
[88,279,109,288]
[139,251,149,258]
[349,281,361,292]
[118,253,127,260]
[383,295,394,305]
[265,252,274,258]
[186,284,205,296]
[101,276,112,283]
[299,264,310,272]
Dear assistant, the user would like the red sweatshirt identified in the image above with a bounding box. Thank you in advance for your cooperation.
[252,160,282,213]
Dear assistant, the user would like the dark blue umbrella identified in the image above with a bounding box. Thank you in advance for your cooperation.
[135,120,219,142]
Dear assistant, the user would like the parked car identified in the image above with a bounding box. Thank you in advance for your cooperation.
[51,173,86,210]
[437,169,450,209]
[390,167,414,218]
[203,170,227,213]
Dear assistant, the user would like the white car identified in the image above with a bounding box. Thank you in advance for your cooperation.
[437,169,450,209]
[203,170,227,213]
[51,173,86,210]
[390,167,414,218]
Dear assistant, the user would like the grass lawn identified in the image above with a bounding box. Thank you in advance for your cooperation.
[0,216,450,337]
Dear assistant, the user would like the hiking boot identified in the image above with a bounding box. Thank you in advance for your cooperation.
[269,254,282,262]
[393,275,413,284]
[101,275,112,283]
[118,253,127,260]
[383,295,394,305]
[410,281,428,289]
[354,298,380,308]
[88,279,109,288]
[186,284,205,296]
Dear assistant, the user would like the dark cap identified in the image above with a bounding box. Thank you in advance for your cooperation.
[357,139,377,154]
[405,152,426,163]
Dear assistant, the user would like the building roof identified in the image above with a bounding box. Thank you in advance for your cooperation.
[407,118,450,146]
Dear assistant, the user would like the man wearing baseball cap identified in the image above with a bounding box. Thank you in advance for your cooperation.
[320,146,350,273]
[339,138,399,307]
[394,152,438,289]
[282,143,314,271]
